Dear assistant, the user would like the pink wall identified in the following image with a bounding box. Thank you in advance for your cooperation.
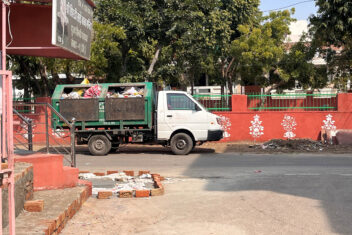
[215,93,352,142]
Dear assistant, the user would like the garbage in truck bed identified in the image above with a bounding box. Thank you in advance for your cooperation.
[106,86,144,98]
[60,83,144,99]
[60,84,102,99]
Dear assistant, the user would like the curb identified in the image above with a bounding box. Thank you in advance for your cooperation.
[79,170,165,199]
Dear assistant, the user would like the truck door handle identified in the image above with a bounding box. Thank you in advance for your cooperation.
[167,115,173,118]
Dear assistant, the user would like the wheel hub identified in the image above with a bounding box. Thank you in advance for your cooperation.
[94,140,105,150]
[176,139,187,150]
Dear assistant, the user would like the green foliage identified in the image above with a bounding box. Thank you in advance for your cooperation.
[274,36,328,90]
[310,0,352,46]
[85,22,125,77]
[94,0,260,86]
[310,0,352,84]
[14,0,328,96]
[229,10,295,87]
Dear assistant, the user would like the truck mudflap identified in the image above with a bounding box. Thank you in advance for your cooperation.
[207,130,224,141]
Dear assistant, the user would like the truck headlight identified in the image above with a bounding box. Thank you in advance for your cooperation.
[216,117,222,125]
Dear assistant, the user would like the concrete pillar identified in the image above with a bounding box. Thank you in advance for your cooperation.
[231,95,248,112]
[337,93,352,112]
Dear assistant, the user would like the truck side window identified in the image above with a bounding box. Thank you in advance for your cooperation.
[167,93,197,110]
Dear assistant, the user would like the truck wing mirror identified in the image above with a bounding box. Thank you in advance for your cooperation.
[195,105,202,112]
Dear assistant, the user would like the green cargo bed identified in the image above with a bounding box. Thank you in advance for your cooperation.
[51,82,155,130]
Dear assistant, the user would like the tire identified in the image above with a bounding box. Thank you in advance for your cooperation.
[170,133,193,155]
[88,135,112,156]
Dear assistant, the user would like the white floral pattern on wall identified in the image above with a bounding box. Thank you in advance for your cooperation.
[249,115,264,139]
[281,115,297,139]
[322,114,336,131]
[219,115,232,138]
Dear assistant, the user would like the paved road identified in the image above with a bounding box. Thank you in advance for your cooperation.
[63,147,352,235]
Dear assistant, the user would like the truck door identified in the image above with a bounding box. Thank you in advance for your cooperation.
[158,92,209,140]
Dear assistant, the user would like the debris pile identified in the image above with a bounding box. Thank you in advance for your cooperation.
[256,139,325,151]
[61,78,102,99]
[79,172,154,196]
[106,87,144,98]
[61,86,145,99]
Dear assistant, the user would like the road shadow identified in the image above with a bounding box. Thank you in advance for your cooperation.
[183,154,352,235]
[27,145,216,157]
[73,145,215,155]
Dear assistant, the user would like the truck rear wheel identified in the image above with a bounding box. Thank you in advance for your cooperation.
[170,133,193,155]
[88,135,112,156]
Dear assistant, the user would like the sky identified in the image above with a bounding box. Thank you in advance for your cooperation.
[259,0,318,20]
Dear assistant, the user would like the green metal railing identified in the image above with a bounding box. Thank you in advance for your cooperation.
[247,93,338,111]
[193,94,232,111]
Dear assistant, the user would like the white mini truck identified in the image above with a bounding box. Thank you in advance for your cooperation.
[52,82,224,155]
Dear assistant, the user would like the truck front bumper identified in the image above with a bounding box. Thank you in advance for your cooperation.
[207,130,224,141]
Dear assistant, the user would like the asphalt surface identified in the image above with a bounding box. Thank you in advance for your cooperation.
[68,147,352,235]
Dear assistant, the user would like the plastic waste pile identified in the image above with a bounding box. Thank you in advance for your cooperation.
[255,139,324,151]
[60,78,102,99]
[107,87,144,98]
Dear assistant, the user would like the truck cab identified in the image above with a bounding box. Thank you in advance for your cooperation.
[157,91,223,154]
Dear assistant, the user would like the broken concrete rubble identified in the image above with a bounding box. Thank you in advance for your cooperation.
[255,139,325,151]
[79,171,164,198]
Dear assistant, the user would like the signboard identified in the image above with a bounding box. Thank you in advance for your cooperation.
[52,0,94,60]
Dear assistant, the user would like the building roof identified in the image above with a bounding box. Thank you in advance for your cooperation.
[286,20,309,43]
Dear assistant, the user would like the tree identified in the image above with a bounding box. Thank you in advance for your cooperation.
[95,0,260,87]
[310,0,352,85]
[228,10,294,90]
[274,36,328,91]
[209,0,260,94]
[75,22,125,79]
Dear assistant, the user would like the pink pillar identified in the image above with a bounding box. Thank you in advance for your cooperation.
[231,95,248,112]
[1,2,15,234]
[0,2,5,234]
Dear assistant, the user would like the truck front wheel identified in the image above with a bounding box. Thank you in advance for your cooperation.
[170,133,193,155]
[88,135,112,156]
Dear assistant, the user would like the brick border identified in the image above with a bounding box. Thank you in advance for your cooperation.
[79,170,165,199]
[41,182,91,235]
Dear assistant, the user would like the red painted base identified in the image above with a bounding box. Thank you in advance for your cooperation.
[14,154,78,191]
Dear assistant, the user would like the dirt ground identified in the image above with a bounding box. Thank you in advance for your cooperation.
[201,139,352,154]
[60,140,352,235]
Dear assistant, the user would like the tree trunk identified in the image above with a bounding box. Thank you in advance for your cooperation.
[121,46,129,76]
[51,70,61,85]
[23,80,30,100]
[147,45,162,77]
[38,59,49,97]
[191,75,194,95]
[65,63,75,84]
[228,76,233,95]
